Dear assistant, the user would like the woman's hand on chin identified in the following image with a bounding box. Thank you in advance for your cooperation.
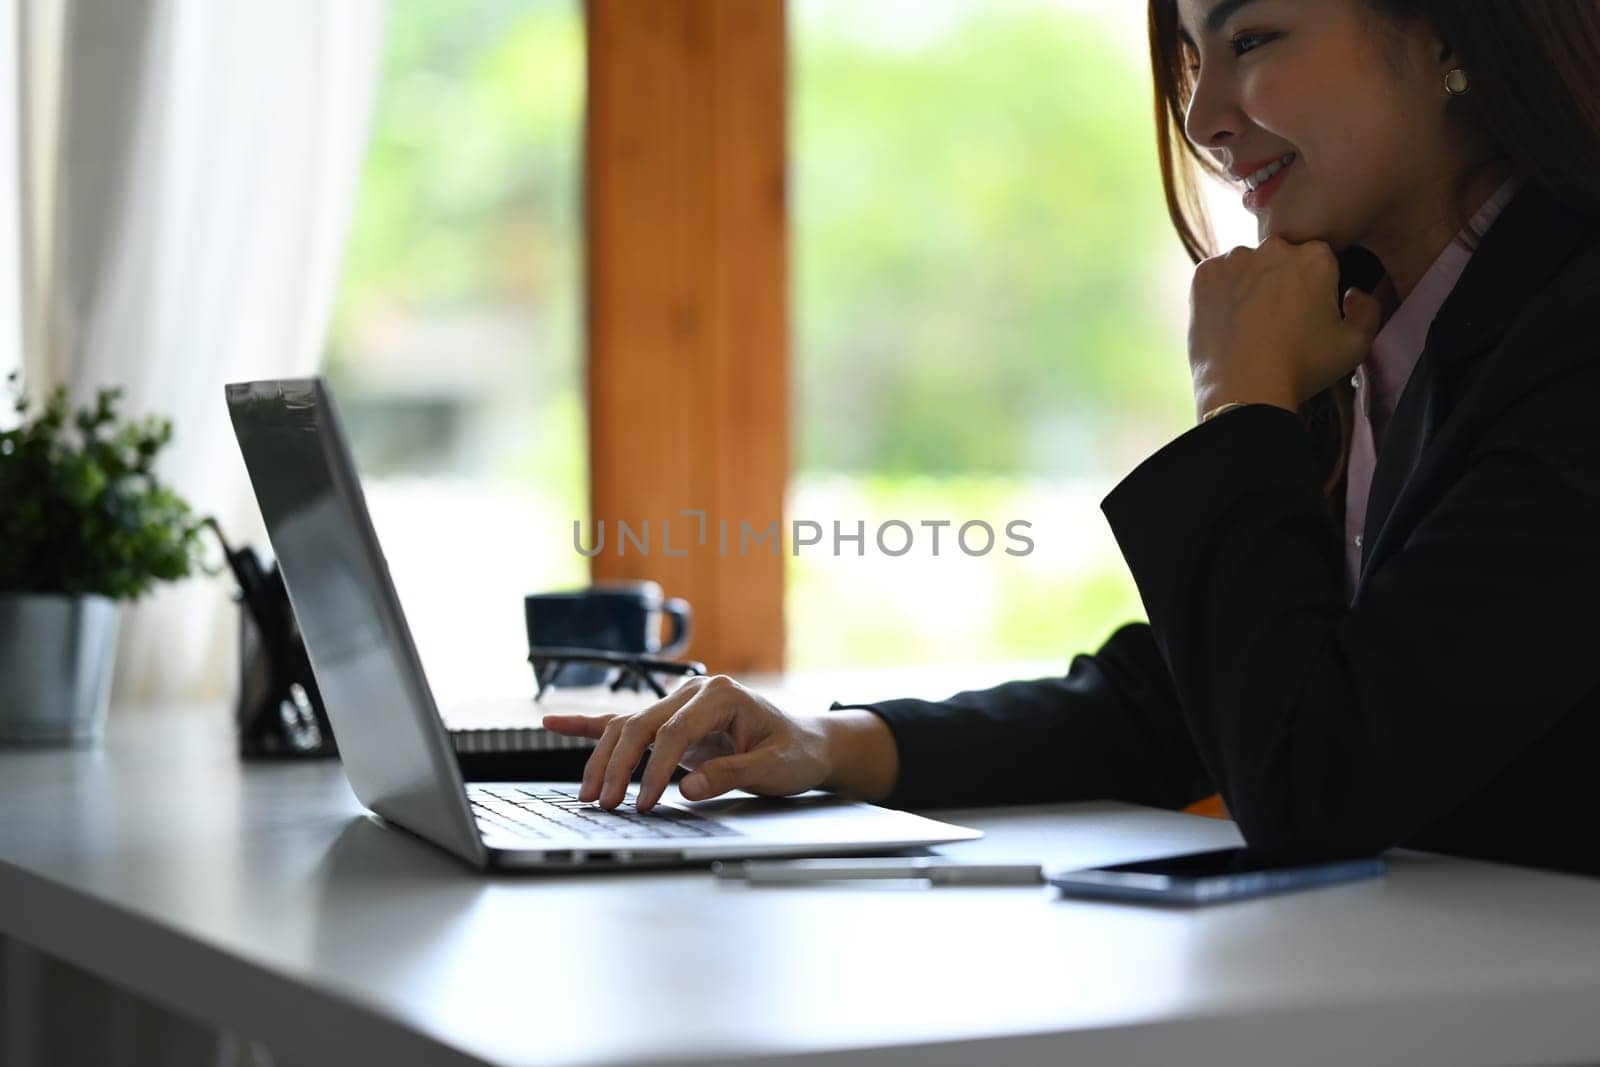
[1186,235,1386,421]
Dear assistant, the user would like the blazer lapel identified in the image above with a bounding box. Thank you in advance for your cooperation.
[1357,183,1600,584]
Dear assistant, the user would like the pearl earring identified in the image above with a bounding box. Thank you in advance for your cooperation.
[1444,68,1471,96]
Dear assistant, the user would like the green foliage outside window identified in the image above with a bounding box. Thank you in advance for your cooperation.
[331,1,1193,668]
[795,3,1192,478]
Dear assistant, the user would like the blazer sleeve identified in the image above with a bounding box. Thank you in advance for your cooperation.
[1099,317,1600,855]
[828,621,1215,812]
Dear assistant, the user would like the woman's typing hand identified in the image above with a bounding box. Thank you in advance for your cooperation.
[541,674,843,812]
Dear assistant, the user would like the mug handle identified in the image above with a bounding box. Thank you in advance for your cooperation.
[660,597,693,658]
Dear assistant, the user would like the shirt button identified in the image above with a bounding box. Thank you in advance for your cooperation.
[1354,534,1364,548]
[1351,371,1361,388]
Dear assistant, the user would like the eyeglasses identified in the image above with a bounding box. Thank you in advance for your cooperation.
[527,646,707,701]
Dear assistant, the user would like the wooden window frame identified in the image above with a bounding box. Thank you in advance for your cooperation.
[584,0,788,674]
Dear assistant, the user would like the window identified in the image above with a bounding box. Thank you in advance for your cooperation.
[327,0,1261,687]
[789,0,1242,669]
[327,0,585,699]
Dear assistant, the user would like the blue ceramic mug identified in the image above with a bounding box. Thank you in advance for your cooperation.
[524,580,692,688]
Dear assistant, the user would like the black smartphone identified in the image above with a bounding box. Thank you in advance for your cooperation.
[1048,847,1385,905]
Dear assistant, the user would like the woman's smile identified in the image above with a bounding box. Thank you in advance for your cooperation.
[1243,153,1297,213]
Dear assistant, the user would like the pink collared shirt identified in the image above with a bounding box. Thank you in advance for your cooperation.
[1343,177,1520,600]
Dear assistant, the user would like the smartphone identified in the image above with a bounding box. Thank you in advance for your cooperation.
[1048,847,1385,905]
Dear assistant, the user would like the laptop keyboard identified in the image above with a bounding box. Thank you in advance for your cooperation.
[468,785,741,842]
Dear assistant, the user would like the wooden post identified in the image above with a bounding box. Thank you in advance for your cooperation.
[584,0,788,674]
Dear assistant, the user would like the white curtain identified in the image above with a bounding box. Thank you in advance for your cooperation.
[3,2,387,1063]
[17,0,386,704]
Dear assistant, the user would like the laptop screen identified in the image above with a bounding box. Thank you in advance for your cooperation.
[225,377,483,862]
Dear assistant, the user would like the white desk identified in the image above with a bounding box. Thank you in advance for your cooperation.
[3,704,1600,1067]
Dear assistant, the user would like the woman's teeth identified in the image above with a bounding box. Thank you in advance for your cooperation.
[1245,153,1296,192]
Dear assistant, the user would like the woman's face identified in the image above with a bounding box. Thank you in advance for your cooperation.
[1176,0,1471,254]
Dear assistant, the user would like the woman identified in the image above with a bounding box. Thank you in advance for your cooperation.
[545,0,1600,877]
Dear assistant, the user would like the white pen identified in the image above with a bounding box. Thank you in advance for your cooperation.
[713,858,1045,886]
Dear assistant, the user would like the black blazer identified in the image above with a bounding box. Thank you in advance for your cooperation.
[832,182,1600,877]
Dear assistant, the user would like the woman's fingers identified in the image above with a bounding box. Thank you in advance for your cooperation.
[572,679,701,803]
[539,712,616,740]
[677,731,737,773]
[542,713,620,804]
[594,677,708,808]
[679,750,767,801]
[634,684,742,811]
[578,716,629,803]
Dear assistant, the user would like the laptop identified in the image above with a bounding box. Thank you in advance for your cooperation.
[225,377,981,870]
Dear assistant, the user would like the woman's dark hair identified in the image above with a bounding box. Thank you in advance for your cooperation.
[1147,0,1600,508]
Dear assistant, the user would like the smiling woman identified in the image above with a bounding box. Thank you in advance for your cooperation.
[544,0,1600,879]
[1149,0,1600,504]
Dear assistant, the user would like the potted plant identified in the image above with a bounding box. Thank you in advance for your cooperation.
[0,372,207,744]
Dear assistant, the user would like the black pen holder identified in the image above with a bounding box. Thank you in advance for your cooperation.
[234,565,338,760]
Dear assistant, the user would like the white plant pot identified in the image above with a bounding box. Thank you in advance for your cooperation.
[0,593,121,745]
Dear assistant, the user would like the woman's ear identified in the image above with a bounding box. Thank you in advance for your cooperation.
[1434,40,1458,72]
[1370,13,1451,85]
[1428,24,1460,72]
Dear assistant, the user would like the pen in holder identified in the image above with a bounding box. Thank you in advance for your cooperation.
[209,520,337,760]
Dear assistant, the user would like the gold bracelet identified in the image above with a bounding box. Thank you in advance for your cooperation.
[1199,401,1248,424]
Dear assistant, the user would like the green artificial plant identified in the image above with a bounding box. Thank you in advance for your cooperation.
[0,371,207,599]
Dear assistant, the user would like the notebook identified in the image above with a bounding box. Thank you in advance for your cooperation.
[442,687,662,779]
